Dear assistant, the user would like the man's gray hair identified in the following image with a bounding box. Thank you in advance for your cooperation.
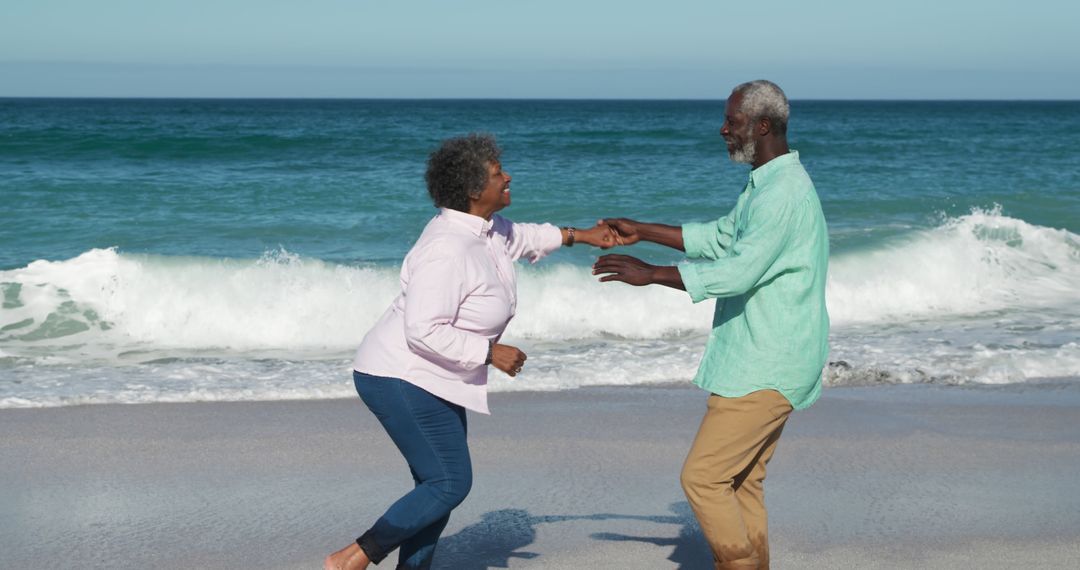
[732,80,789,136]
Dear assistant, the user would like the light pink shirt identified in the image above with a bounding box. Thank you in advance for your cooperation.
[353,208,563,414]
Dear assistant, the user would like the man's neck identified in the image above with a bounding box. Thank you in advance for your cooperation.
[751,139,789,169]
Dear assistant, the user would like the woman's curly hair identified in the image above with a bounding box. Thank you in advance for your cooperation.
[424,133,502,212]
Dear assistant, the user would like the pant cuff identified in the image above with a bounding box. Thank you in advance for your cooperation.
[356,530,388,565]
[716,554,760,569]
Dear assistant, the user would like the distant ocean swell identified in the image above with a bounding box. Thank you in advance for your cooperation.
[1,209,1078,408]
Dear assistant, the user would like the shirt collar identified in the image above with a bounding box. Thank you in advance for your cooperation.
[438,207,493,237]
[748,151,800,189]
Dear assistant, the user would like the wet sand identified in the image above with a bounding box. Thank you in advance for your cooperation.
[3,381,1079,569]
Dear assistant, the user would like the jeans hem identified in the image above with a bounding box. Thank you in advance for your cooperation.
[357,530,387,565]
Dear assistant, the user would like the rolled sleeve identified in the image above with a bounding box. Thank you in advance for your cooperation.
[678,261,710,304]
[682,212,737,261]
[497,217,563,263]
[678,193,799,301]
[682,222,713,259]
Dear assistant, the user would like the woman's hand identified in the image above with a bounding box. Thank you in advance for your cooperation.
[491,343,527,377]
[574,224,619,249]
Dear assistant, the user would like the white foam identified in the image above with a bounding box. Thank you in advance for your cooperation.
[827,206,1080,324]
[508,264,711,340]
[0,338,709,408]
[0,248,400,357]
[3,208,1076,359]
[2,208,1078,407]
[0,248,715,360]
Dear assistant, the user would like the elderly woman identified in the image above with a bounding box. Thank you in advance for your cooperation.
[325,134,613,570]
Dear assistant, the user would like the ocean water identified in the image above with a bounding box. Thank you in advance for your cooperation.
[1,98,1078,408]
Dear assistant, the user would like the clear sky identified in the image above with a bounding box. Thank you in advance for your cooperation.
[2,0,1078,99]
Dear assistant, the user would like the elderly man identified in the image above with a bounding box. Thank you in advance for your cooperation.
[593,80,829,569]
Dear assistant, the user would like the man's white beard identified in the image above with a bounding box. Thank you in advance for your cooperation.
[729,132,756,164]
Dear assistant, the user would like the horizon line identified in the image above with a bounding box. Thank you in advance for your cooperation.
[3,95,1079,103]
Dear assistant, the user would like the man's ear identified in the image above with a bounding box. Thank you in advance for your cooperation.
[757,117,772,137]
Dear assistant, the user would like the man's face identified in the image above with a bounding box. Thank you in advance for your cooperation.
[721,92,756,164]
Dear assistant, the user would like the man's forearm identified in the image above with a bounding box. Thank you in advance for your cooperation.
[636,222,685,251]
[649,265,686,291]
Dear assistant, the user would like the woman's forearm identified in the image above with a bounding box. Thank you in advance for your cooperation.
[559,226,575,246]
[562,225,615,248]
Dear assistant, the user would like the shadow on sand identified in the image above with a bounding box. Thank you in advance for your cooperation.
[589,502,712,569]
[433,502,710,569]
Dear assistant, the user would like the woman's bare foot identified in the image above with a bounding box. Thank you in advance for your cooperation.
[323,542,371,570]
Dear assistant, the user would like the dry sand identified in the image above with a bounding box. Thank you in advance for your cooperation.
[3,381,1080,569]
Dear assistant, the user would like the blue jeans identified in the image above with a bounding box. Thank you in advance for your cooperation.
[353,371,473,570]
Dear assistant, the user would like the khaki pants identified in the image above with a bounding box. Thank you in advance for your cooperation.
[680,389,792,570]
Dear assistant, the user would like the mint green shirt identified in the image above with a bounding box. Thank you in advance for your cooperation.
[677,151,829,410]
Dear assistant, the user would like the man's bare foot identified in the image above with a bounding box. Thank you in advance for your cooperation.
[324,542,371,570]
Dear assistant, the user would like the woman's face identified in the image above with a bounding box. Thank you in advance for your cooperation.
[471,161,512,218]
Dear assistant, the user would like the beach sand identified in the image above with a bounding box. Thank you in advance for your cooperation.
[3,381,1080,569]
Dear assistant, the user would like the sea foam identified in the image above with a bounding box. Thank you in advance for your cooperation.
[827,206,1079,324]
[2,209,1078,356]
[3,208,1076,353]
[1,209,1078,407]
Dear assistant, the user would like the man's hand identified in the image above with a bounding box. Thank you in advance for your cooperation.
[600,218,641,246]
[592,254,657,286]
[491,343,527,377]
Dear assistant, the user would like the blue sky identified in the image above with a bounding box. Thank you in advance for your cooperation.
[2,0,1077,99]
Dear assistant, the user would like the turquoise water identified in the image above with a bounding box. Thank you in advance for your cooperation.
[1,99,1078,407]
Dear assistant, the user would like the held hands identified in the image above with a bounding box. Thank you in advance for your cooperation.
[599,218,641,246]
[573,224,618,249]
[588,218,654,286]
[566,219,641,249]
[491,343,527,377]
[592,254,657,286]
[590,219,683,289]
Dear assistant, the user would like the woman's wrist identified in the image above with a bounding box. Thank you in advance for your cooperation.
[562,226,576,247]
